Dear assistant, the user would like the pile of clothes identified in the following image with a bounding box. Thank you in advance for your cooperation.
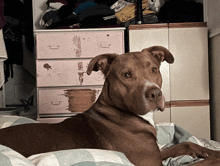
[39,0,204,29]
[39,0,158,29]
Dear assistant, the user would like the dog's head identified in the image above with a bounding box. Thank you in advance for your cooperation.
[87,46,174,115]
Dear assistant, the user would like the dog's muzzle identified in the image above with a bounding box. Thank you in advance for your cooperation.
[145,87,165,111]
[145,87,162,102]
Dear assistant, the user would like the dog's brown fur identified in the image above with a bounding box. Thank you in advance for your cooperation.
[0,46,220,165]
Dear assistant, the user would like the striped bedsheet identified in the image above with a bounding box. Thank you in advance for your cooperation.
[1,115,220,166]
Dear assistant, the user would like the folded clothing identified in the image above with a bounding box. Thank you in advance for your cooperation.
[46,0,68,6]
[115,0,154,23]
[74,1,97,14]
[110,0,133,13]
[79,4,116,27]
[122,13,158,28]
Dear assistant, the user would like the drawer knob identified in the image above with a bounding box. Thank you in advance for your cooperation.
[98,42,111,48]
[51,101,61,105]
[48,45,60,49]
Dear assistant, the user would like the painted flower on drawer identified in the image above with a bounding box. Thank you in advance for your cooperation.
[72,35,82,57]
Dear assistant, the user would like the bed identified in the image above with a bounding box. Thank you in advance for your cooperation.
[0,115,220,166]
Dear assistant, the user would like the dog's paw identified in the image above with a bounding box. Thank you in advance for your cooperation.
[186,142,220,159]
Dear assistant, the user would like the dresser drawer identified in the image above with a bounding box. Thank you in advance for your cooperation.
[37,59,104,87]
[38,87,102,115]
[36,30,124,59]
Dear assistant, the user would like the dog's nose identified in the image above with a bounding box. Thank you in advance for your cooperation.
[145,88,162,102]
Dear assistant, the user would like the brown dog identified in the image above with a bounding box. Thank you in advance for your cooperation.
[0,46,220,165]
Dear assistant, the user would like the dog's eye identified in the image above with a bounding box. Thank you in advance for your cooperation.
[124,72,131,78]
[152,67,157,73]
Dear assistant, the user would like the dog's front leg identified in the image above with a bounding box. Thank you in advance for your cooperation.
[161,142,220,160]
[190,159,220,166]
[161,142,220,165]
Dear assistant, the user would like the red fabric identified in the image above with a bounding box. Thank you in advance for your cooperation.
[0,0,5,30]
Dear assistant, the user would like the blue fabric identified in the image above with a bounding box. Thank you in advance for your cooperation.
[74,2,97,15]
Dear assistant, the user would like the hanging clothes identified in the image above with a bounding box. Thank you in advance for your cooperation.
[3,0,26,82]
[0,1,5,29]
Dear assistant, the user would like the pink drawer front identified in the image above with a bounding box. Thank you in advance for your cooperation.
[36,30,124,59]
[37,59,104,87]
[38,87,102,115]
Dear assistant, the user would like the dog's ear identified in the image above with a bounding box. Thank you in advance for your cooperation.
[142,46,174,64]
[87,53,117,76]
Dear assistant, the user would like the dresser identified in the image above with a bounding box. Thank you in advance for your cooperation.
[35,28,125,123]
[129,22,210,139]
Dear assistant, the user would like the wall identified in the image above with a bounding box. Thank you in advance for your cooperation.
[210,34,220,141]
[207,0,220,37]
[5,65,35,105]
[0,88,4,107]
[205,0,220,141]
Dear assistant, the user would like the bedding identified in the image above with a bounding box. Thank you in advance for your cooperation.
[156,123,220,165]
[0,115,220,166]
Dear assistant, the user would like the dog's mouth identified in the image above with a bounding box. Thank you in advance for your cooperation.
[150,106,163,113]
[156,97,165,112]
[152,108,160,112]
[147,95,165,112]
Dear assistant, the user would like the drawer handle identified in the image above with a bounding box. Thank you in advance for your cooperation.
[51,101,61,105]
[98,42,111,48]
[48,45,60,49]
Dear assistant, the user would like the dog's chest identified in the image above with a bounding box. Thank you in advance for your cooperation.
[91,117,157,149]
[98,124,161,166]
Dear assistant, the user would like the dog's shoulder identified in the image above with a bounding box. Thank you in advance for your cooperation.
[59,113,104,149]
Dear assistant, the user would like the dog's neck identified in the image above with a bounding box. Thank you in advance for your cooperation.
[96,78,129,111]
[85,88,157,139]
